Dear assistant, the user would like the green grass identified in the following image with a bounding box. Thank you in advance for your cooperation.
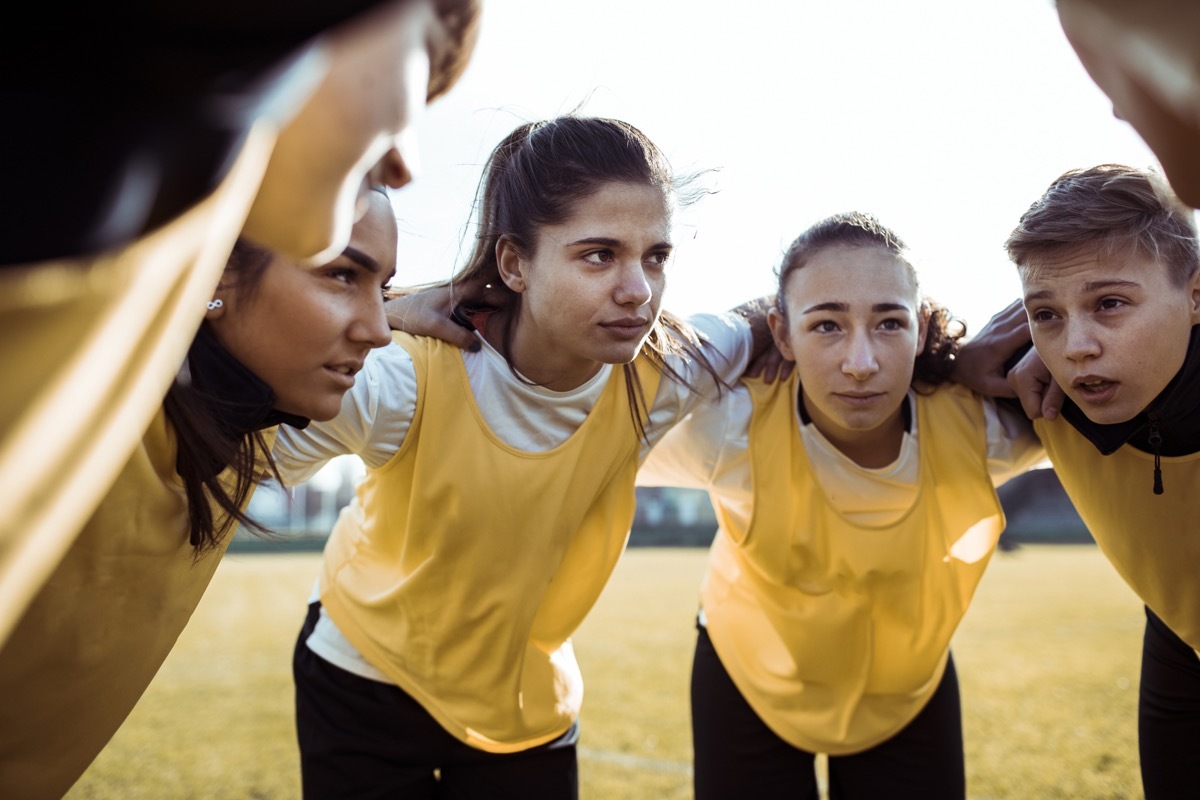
[66,545,1146,799]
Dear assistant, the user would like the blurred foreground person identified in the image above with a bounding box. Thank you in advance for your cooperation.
[1056,0,1200,207]
[0,0,479,649]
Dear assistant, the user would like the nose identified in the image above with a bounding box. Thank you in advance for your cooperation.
[351,294,394,350]
[1063,318,1101,362]
[371,146,415,192]
[842,331,880,380]
[613,261,653,307]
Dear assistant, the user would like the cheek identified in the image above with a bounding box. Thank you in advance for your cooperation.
[1144,326,1191,377]
[1029,325,1062,362]
[793,346,831,386]
[648,275,667,314]
[651,269,667,295]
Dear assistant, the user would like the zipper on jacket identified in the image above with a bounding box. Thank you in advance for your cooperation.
[1147,415,1164,495]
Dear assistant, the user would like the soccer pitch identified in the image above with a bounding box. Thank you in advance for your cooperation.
[67,545,1144,799]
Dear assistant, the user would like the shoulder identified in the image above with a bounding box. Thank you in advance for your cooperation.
[915,381,982,415]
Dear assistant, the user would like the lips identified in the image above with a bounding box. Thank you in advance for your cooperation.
[834,392,884,407]
[324,362,363,390]
[600,317,651,339]
[1072,376,1118,402]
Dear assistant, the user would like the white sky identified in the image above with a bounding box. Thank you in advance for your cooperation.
[387,0,1160,336]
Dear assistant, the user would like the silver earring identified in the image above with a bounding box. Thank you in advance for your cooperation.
[207,299,223,311]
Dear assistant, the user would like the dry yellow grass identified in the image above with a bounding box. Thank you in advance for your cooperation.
[66,545,1146,799]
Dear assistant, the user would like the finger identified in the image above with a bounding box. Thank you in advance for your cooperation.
[1008,373,1044,419]
[1042,379,1066,421]
[431,318,479,350]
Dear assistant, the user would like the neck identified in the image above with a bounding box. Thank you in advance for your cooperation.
[826,417,906,468]
[801,391,909,468]
[487,308,605,391]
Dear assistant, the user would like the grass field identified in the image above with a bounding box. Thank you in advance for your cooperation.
[66,545,1146,799]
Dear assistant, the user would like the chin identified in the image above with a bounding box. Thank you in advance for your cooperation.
[597,346,643,366]
[1171,181,1200,211]
[306,403,344,422]
[1071,400,1141,426]
[278,396,342,423]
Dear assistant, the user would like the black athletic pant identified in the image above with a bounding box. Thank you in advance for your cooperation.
[293,602,579,800]
[691,624,965,800]
[1139,606,1200,799]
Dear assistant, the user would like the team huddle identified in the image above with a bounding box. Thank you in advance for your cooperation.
[2,0,1199,798]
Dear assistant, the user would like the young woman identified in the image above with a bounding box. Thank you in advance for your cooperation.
[271,115,764,798]
[0,189,398,800]
[639,213,1046,800]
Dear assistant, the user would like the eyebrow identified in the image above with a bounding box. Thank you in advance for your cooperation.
[343,246,381,273]
[567,236,674,250]
[343,246,395,284]
[800,301,910,314]
[1024,278,1141,303]
[1083,279,1141,292]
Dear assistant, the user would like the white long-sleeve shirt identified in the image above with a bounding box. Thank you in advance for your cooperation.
[639,384,1047,530]
[274,312,752,483]
[272,312,754,682]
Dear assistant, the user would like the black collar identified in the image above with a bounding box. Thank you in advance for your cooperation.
[184,324,310,436]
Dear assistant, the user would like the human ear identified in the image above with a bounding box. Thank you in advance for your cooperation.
[1188,269,1200,325]
[766,307,797,362]
[205,290,228,320]
[496,238,527,293]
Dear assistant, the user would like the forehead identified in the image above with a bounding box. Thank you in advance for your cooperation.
[550,182,673,239]
[1019,247,1171,295]
[785,245,918,305]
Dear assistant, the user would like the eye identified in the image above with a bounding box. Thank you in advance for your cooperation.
[326,265,358,284]
[811,320,840,334]
[582,250,615,265]
[645,250,672,269]
[1097,296,1127,312]
[1028,307,1059,324]
[878,317,906,332]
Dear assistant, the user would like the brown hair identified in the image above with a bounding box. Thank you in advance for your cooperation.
[1005,164,1200,286]
[164,240,281,555]
[448,115,723,440]
[775,212,965,388]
